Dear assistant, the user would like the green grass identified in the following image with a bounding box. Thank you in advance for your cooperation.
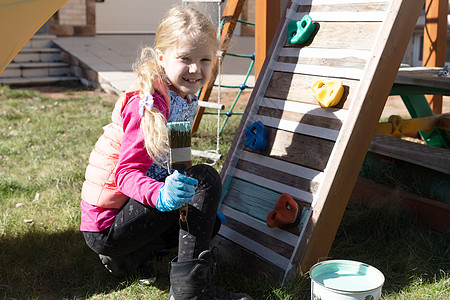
[0,85,449,299]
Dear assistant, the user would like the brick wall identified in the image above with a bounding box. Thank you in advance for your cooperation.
[59,0,87,26]
[50,0,95,36]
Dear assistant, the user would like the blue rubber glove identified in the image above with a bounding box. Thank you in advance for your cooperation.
[156,170,198,212]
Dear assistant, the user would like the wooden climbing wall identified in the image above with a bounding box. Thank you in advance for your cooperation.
[215,0,424,282]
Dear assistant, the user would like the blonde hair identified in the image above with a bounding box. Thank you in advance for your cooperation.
[134,6,219,166]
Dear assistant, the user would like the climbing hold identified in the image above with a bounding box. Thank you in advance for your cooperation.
[244,120,267,151]
[287,15,316,45]
[311,80,344,108]
[266,193,301,228]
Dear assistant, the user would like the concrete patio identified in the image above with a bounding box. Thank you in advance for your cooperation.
[53,34,256,95]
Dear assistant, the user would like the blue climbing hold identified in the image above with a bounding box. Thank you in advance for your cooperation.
[244,120,268,151]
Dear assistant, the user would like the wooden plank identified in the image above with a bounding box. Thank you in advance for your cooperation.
[274,61,365,80]
[369,133,450,175]
[224,215,295,259]
[295,11,388,22]
[265,72,357,109]
[211,236,286,281]
[280,47,372,61]
[278,55,367,70]
[219,226,291,270]
[235,159,320,194]
[198,101,225,110]
[191,149,221,161]
[395,67,450,92]
[223,176,286,220]
[263,127,334,171]
[241,150,324,182]
[260,97,349,122]
[294,1,390,22]
[221,205,302,244]
[284,22,381,50]
[258,106,342,131]
[298,1,389,11]
[258,114,340,141]
[233,169,315,203]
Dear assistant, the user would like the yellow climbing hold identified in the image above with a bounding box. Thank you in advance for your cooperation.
[311,80,344,108]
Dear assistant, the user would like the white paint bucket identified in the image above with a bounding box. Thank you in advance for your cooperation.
[310,260,385,300]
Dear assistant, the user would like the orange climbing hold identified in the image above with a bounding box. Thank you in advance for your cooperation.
[266,193,301,228]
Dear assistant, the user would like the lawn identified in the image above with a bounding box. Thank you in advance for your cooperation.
[0,84,448,299]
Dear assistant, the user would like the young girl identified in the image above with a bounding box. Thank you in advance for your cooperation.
[80,6,251,300]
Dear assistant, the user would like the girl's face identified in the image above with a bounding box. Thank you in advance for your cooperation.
[158,42,215,98]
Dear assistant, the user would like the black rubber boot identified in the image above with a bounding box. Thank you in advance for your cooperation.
[168,249,253,300]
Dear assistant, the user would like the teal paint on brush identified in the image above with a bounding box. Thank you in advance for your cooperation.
[167,121,192,149]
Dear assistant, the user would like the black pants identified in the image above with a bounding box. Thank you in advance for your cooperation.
[83,164,222,270]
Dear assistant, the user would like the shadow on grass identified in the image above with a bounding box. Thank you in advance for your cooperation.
[0,201,448,299]
[0,229,171,299]
[328,201,450,297]
[214,200,449,300]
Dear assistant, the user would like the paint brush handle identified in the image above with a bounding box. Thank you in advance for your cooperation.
[173,162,192,223]
[167,121,193,223]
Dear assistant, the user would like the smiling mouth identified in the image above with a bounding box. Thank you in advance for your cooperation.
[183,78,201,83]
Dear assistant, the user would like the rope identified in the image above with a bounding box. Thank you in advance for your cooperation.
[190,2,255,161]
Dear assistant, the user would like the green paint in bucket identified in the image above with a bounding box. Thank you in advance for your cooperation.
[310,260,385,300]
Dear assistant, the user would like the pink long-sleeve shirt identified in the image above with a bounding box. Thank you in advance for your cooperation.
[80,92,168,232]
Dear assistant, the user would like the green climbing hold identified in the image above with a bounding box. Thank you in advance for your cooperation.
[287,15,316,45]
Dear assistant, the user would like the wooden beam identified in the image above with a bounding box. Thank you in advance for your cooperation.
[376,113,450,136]
[422,0,448,114]
[255,0,281,80]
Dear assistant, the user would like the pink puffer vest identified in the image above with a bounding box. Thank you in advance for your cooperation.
[81,81,170,208]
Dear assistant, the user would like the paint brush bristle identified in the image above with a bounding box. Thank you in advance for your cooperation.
[167,121,191,149]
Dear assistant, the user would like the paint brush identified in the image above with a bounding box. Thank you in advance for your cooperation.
[167,121,192,222]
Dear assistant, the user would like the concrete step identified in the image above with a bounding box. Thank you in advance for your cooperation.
[0,62,70,78]
[0,76,80,86]
[22,35,57,49]
[12,48,62,63]
[0,35,79,87]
